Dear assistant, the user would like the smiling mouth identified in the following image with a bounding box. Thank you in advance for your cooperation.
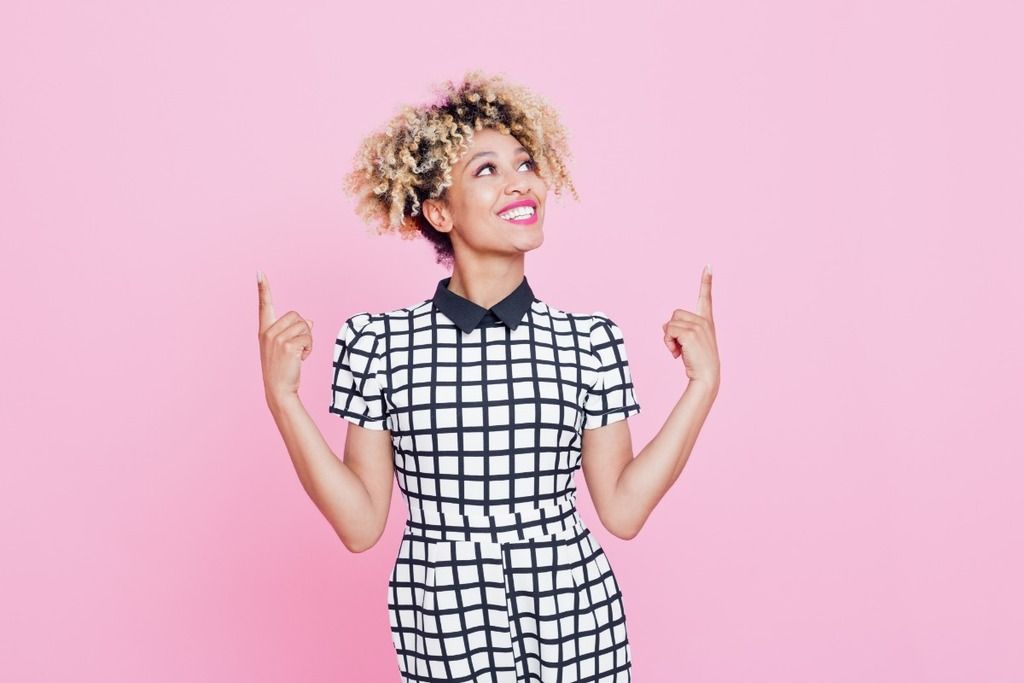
[497,205,539,225]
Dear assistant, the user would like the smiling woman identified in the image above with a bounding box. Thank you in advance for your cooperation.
[342,69,578,268]
[271,68,705,683]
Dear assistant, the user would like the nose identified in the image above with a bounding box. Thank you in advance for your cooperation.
[505,174,530,195]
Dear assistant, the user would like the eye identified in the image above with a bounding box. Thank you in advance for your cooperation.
[475,158,536,177]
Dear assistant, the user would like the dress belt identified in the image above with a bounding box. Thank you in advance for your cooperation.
[405,494,586,544]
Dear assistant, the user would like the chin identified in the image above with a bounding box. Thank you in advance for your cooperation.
[519,233,545,252]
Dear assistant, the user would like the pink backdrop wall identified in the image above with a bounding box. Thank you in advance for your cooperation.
[3,1,1021,681]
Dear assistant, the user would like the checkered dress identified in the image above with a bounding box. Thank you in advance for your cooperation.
[330,275,641,682]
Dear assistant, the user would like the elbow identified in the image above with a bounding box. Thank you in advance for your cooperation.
[337,525,381,554]
[330,506,386,554]
[603,513,643,541]
[341,533,377,554]
[347,542,374,554]
[343,522,388,554]
[337,529,361,553]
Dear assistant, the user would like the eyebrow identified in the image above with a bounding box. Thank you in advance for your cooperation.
[465,146,530,170]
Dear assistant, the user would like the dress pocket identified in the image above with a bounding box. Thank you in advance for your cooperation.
[416,540,437,614]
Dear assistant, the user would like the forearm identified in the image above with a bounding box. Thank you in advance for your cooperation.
[613,379,718,537]
[266,392,377,551]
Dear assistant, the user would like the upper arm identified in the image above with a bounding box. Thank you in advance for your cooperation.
[329,314,395,541]
[581,419,636,538]
[342,422,394,544]
[580,313,642,537]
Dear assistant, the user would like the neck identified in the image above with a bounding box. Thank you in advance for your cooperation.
[447,260,526,309]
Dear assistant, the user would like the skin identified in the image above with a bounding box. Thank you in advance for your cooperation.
[257,127,721,552]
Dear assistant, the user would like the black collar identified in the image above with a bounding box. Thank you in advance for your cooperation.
[432,275,536,334]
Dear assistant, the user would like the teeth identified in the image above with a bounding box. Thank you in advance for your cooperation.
[499,206,535,220]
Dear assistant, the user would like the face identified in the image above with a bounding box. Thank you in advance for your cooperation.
[423,127,548,259]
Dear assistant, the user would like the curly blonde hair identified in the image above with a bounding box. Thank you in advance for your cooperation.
[342,69,579,267]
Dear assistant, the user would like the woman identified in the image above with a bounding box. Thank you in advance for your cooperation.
[258,70,721,682]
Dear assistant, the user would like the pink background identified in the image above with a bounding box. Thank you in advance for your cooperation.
[3,1,1022,681]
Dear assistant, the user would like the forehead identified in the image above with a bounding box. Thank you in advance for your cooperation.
[457,128,525,165]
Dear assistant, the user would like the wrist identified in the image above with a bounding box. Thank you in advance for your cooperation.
[686,376,719,399]
[266,389,302,414]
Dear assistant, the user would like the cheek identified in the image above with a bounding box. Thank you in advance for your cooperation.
[465,187,500,218]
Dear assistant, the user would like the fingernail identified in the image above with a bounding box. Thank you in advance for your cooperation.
[257,270,262,283]
[706,263,712,275]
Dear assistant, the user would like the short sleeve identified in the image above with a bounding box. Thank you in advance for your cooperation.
[328,313,389,431]
[583,313,641,430]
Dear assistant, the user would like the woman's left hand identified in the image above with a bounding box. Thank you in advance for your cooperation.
[662,264,721,390]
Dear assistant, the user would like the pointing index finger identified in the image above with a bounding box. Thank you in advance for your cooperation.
[258,270,276,332]
[696,263,713,321]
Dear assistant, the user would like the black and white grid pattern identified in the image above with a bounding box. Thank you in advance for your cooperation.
[330,276,641,682]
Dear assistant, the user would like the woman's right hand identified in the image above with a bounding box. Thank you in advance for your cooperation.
[257,271,314,406]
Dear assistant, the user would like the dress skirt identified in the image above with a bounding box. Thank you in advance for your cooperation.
[387,494,633,682]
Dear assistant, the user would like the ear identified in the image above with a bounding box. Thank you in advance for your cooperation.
[422,197,452,234]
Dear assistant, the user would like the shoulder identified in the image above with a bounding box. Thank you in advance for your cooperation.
[535,301,612,330]
[337,311,379,343]
[536,303,622,358]
[339,298,434,343]
[583,311,624,357]
[545,301,620,335]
